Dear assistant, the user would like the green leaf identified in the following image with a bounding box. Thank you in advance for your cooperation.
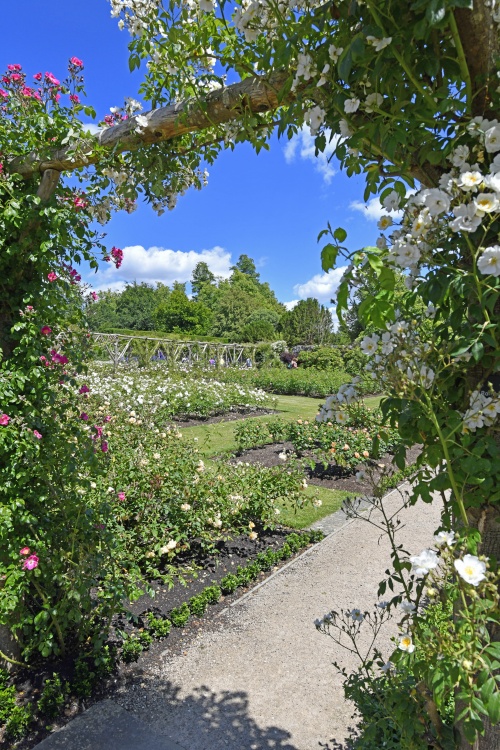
[338,47,353,81]
[488,691,500,724]
[321,243,339,272]
[471,341,484,362]
[426,0,446,24]
[333,227,347,243]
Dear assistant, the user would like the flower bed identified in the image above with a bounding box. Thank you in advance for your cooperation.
[84,363,275,420]
[234,402,403,476]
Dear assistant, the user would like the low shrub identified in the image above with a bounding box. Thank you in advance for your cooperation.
[296,347,344,371]
[189,593,208,617]
[146,613,172,638]
[170,602,190,628]
[37,674,66,719]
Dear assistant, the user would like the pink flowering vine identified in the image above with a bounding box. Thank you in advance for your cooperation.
[19,547,30,556]
[22,555,39,571]
[117,492,126,501]
[45,72,60,86]
[47,272,58,282]
[101,441,109,453]
[40,325,52,336]
[79,385,90,394]
[51,350,69,365]
[80,412,89,421]
[0,414,10,426]
[110,246,123,269]
[33,430,42,439]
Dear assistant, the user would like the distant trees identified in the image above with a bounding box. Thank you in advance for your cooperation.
[154,283,212,334]
[88,254,287,341]
[280,299,333,346]
[230,254,260,281]
[118,282,160,331]
[190,262,216,298]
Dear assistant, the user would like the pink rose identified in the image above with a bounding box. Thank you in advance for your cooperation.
[45,72,60,86]
[33,430,42,439]
[91,291,98,301]
[80,412,89,421]
[79,385,90,394]
[33,72,42,81]
[22,555,39,570]
[0,89,8,98]
[70,57,83,67]
[104,415,111,422]
[70,94,80,104]
[117,492,126,502]
[47,272,58,282]
[40,326,52,336]
[73,196,87,210]
[51,351,68,365]
[19,547,30,556]
[0,414,10,426]
[101,441,109,453]
[7,64,22,71]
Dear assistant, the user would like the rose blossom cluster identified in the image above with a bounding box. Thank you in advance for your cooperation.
[374,118,500,284]
[20,546,39,570]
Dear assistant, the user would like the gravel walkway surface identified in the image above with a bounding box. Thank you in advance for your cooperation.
[113,484,442,750]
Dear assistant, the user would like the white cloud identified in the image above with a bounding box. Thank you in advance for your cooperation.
[82,123,102,136]
[293,266,347,303]
[87,244,233,291]
[350,194,412,221]
[284,127,339,184]
[284,299,300,311]
[350,197,390,221]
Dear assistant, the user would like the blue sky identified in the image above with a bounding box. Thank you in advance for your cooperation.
[2,0,385,307]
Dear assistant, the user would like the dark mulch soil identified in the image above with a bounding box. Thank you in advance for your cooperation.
[232,442,422,494]
[6,525,314,750]
[171,407,278,428]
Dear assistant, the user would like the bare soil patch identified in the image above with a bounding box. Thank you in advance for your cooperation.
[232,442,422,494]
[171,407,278,427]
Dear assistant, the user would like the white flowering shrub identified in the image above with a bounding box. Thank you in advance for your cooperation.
[82,362,275,420]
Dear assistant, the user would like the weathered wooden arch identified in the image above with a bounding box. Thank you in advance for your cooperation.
[90,332,257,369]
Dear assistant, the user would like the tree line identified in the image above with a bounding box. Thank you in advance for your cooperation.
[87,253,340,345]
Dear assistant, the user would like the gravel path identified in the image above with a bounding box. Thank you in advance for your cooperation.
[114,485,442,750]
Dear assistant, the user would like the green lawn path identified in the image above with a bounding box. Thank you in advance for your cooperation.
[181,394,381,530]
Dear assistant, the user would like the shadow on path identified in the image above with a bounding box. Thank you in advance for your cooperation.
[116,676,317,750]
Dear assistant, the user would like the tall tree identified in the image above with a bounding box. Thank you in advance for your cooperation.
[281,299,333,346]
[191,261,216,298]
[116,282,158,331]
[230,254,260,281]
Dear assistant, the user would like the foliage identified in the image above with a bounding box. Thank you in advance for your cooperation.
[37,674,66,719]
[280,299,334,346]
[211,365,355,397]
[296,347,344,371]
[154,285,213,335]
[191,261,216,298]
[2,0,500,743]
[234,403,402,474]
[86,362,274,419]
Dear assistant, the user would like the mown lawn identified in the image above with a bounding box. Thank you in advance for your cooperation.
[183,393,382,457]
[277,485,350,529]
